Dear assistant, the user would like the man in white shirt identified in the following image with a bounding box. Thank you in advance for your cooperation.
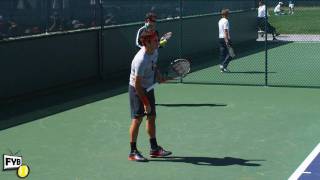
[135,12,169,49]
[257,1,267,31]
[288,0,295,15]
[218,9,232,72]
[258,1,280,40]
[136,13,158,48]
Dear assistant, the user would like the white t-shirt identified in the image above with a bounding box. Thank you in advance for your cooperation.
[129,47,158,88]
[258,5,266,18]
[289,3,294,8]
[274,4,281,13]
[218,17,230,39]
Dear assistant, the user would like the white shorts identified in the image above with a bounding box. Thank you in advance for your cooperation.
[289,4,294,8]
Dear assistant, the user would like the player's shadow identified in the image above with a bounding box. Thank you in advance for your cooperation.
[226,71,276,74]
[156,103,227,107]
[149,156,264,166]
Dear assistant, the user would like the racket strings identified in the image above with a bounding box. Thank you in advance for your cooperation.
[172,61,190,76]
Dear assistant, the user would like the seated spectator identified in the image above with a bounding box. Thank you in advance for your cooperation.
[274,2,285,15]
[71,20,85,29]
[49,12,63,32]
[7,20,21,37]
[0,15,8,39]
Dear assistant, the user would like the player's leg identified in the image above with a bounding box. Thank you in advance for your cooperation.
[224,40,233,69]
[128,85,148,161]
[145,90,172,158]
[219,39,231,72]
[144,89,157,141]
[129,117,148,162]
[292,5,294,14]
[129,118,142,147]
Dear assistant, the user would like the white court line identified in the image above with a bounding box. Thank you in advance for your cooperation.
[288,143,320,180]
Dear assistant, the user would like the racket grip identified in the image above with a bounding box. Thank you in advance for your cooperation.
[146,83,158,92]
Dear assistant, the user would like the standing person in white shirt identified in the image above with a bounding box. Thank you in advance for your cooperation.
[258,1,279,40]
[135,13,158,49]
[288,0,295,15]
[218,9,232,73]
[135,12,169,49]
[257,1,267,32]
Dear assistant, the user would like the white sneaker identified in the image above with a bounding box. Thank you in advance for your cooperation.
[221,68,230,73]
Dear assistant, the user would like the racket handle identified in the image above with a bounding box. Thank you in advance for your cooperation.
[146,83,158,92]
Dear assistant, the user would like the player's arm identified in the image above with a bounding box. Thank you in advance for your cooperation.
[223,21,230,46]
[134,76,151,113]
[155,67,166,83]
[224,29,230,46]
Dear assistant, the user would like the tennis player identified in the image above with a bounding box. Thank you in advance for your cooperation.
[288,0,295,15]
[128,30,172,162]
[218,9,232,73]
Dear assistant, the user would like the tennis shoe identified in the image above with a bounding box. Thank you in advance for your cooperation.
[150,146,172,158]
[128,150,148,162]
[221,68,230,73]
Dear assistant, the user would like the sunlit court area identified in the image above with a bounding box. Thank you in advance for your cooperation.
[1,0,320,180]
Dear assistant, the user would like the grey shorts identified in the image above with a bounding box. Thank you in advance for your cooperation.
[129,85,156,119]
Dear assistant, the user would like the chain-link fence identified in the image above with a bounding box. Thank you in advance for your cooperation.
[265,0,320,88]
[0,0,319,89]
[0,0,256,39]
[181,0,320,88]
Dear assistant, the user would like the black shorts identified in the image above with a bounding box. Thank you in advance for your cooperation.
[129,85,156,119]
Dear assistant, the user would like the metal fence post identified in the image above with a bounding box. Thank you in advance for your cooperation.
[264,0,269,87]
[98,0,104,79]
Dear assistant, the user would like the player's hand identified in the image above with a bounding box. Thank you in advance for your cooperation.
[144,104,151,115]
[226,40,232,47]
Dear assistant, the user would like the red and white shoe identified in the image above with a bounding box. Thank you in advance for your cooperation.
[128,150,148,162]
[149,146,172,158]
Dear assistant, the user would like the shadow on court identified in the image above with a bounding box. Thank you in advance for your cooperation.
[149,156,264,166]
[156,103,227,107]
[226,71,276,74]
[0,78,128,130]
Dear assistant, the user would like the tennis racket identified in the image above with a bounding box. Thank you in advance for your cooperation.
[227,45,236,58]
[147,59,190,92]
[160,32,173,41]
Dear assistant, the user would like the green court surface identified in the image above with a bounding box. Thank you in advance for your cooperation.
[1,82,320,180]
[184,42,320,88]
[268,7,320,34]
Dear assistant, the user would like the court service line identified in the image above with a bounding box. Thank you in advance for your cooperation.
[288,143,320,180]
